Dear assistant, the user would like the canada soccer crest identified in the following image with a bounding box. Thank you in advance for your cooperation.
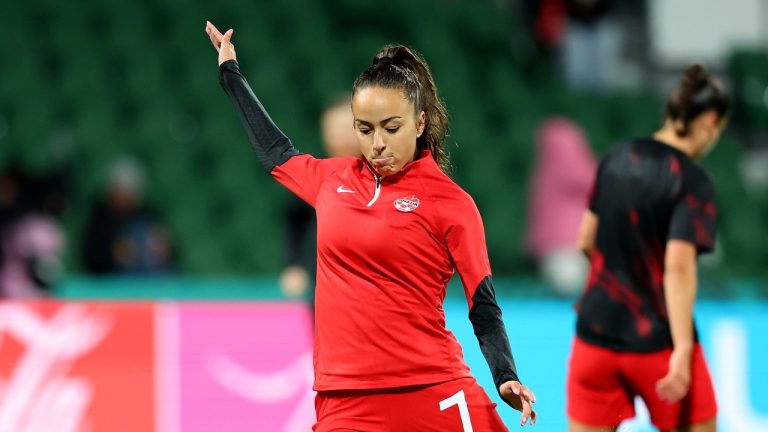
[394,195,420,212]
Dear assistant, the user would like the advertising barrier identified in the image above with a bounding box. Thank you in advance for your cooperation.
[0,299,766,431]
[0,303,155,432]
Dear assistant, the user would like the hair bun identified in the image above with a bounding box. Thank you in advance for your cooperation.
[681,64,709,90]
[665,63,730,137]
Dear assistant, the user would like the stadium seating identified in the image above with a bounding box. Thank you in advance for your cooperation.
[0,0,764,277]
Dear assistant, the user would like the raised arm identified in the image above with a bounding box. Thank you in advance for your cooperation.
[444,195,537,426]
[206,22,299,172]
[205,22,349,205]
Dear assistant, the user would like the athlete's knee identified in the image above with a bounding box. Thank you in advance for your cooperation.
[661,417,717,432]
[568,419,617,432]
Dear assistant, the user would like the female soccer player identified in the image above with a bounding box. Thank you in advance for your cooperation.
[568,65,729,432]
[205,22,536,430]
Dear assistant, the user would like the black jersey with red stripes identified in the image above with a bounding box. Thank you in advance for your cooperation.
[577,138,717,352]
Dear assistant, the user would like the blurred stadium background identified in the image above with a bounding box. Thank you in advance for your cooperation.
[0,0,766,431]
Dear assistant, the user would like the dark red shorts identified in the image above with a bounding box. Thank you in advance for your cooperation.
[314,377,509,431]
[567,337,717,430]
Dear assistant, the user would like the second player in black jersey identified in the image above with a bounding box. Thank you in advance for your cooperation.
[577,137,717,352]
[567,65,730,432]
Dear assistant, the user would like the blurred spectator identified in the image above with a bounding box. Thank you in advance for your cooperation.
[0,214,64,298]
[520,0,625,91]
[280,96,360,303]
[81,157,176,275]
[526,117,596,296]
[517,0,567,80]
[560,0,621,93]
[0,164,70,298]
[523,0,567,53]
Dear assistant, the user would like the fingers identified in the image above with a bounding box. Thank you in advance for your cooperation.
[520,399,532,426]
[207,33,220,52]
[216,28,237,66]
[517,384,537,425]
[222,28,234,45]
[520,386,536,404]
[500,380,538,425]
[206,21,224,39]
[499,381,539,426]
[508,381,536,404]
[205,21,224,51]
[656,376,687,403]
[656,377,670,399]
[520,401,537,426]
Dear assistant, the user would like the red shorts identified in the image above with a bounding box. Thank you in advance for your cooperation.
[314,377,509,431]
[567,337,717,430]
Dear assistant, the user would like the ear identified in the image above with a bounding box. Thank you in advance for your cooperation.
[416,111,426,138]
[701,111,720,130]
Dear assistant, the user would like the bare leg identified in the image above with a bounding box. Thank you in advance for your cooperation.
[662,417,716,432]
[569,419,617,432]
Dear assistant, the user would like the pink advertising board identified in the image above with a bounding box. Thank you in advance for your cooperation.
[0,301,316,432]
[175,303,315,432]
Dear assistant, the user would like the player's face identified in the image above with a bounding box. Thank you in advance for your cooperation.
[352,86,425,177]
[693,112,727,159]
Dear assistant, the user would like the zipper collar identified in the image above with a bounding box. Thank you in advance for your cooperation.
[360,150,432,207]
[366,175,382,207]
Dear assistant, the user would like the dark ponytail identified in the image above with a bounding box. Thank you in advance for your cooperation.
[665,64,730,137]
[352,45,451,173]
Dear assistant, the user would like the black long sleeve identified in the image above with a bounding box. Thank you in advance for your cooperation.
[469,276,520,401]
[282,196,317,270]
[218,60,300,172]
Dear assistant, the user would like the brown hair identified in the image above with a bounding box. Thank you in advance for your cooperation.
[352,45,451,173]
[665,64,730,137]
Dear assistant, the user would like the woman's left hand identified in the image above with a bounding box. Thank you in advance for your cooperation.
[499,380,537,426]
[204,21,236,66]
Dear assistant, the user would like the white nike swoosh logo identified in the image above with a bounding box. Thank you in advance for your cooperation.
[336,185,355,193]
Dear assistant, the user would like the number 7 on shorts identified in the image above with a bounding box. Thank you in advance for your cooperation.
[440,390,474,432]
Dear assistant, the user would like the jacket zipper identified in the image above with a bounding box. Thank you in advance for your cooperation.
[366,175,382,207]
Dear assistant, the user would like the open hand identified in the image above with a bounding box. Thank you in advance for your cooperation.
[500,380,537,426]
[205,21,236,66]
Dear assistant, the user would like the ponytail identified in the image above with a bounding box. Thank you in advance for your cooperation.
[665,64,730,137]
[353,45,451,173]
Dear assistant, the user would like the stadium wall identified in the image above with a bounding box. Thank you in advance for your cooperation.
[1,295,766,431]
